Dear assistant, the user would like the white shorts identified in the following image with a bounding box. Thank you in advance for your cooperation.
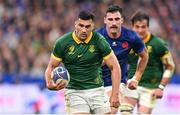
[105,84,157,108]
[124,86,157,108]
[64,87,111,114]
[104,83,126,114]
[104,83,127,99]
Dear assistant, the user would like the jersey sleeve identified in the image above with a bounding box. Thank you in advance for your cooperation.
[97,33,112,58]
[155,38,169,57]
[51,38,64,61]
[132,34,146,54]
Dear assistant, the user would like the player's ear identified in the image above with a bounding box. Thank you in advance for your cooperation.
[104,17,107,24]
[75,20,78,28]
[121,17,124,23]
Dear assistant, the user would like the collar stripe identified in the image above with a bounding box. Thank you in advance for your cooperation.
[72,32,93,44]
[143,32,151,43]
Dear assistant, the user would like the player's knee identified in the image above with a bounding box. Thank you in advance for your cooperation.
[120,104,134,114]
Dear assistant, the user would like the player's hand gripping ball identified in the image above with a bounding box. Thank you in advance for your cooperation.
[51,66,70,87]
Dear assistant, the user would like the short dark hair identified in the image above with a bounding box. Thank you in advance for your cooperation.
[131,11,150,26]
[78,10,95,21]
[106,5,123,14]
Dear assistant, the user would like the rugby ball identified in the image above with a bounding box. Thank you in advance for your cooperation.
[51,66,70,85]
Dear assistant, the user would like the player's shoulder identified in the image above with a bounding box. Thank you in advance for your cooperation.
[55,32,72,43]
[91,32,107,45]
[93,31,105,38]
[122,27,138,40]
[151,34,167,45]
[57,32,72,40]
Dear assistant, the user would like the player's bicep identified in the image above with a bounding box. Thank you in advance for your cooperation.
[104,51,120,70]
[46,56,62,76]
[49,57,62,68]
[45,56,62,86]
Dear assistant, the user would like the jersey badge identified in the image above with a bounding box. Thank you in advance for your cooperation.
[89,45,95,53]
[122,41,128,48]
[147,45,152,53]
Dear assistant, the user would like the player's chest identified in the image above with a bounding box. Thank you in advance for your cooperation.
[63,43,99,63]
[109,40,131,56]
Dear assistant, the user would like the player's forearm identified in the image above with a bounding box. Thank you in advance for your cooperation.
[111,66,121,95]
[45,58,61,87]
[104,52,121,93]
[134,48,149,81]
[45,65,54,87]
[159,66,175,88]
[112,54,121,94]
[134,58,147,81]
[160,78,170,86]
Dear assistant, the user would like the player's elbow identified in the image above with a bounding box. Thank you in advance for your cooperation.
[139,48,149,64]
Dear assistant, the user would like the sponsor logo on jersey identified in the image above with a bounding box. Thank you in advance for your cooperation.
[112,41,117,46]
[77,54,83,58]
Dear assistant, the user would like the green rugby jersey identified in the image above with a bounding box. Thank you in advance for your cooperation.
[51,31,112,90]
[128,33,169,88]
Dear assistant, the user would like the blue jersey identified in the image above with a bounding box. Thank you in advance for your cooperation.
[96,26,145,86]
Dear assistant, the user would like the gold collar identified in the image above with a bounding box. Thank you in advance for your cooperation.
[72,32,93,44]
[143,32,151,43]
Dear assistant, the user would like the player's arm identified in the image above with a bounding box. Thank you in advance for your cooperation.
[104,51,121,108]
[45,56,66,90]
[128,47,149,89]
[153,52,175,98]
[134,47,148,81]
[159,52,175,89]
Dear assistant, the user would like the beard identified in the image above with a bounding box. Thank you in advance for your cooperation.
[111,32,118,38]
[109,27,121,38]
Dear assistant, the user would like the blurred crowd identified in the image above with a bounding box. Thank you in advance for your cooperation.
[0,0,179,86]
